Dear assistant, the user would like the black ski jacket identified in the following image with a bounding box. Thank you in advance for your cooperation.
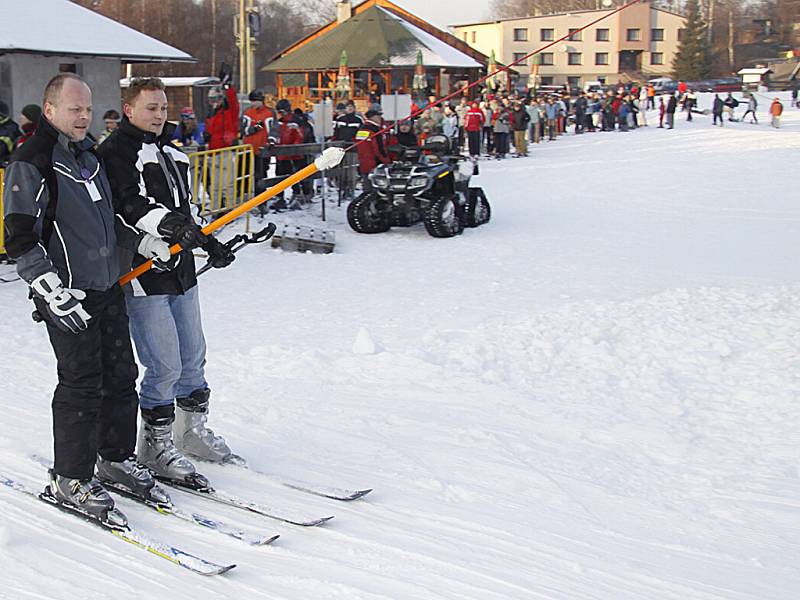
[99,117,198,297]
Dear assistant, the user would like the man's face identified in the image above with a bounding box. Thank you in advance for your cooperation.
[104,119,118,131]
[44,78,92,141]
[125,88,168,135]
[346,104,355,114]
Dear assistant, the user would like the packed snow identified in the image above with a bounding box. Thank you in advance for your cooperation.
[1,92,799,599]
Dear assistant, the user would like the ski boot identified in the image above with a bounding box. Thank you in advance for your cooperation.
[175,388,243,465]
[138,404,209,489]
[96,455,171,506]
[46,470,127,528]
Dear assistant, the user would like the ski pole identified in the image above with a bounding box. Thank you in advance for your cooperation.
[118,149,343,287]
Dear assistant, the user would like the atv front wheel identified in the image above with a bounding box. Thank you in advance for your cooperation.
[347,192,391,234]
[424,195,464,238]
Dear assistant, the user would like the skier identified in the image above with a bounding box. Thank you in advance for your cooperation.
[769,97,783,128]
[658,96,666,128]
[742,93,758,124]
[99,77,237,487]
[666,93,677,129]
[712,94,724,126]
[723,92,739,121]
[3,73,167,523]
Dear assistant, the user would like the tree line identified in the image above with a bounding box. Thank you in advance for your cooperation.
[71,0,334,86]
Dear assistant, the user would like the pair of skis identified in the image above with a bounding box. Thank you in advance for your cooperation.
[2,457,371,576]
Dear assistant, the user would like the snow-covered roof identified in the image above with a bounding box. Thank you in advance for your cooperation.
[0,0,193,63]
[390,8,481,68]
[737,68,771,75]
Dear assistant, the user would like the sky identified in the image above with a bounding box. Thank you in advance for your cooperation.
[389,0,493,30]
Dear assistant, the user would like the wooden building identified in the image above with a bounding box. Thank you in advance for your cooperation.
[262,0,497,109]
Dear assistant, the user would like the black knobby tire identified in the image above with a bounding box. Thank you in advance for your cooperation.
[347,192,391,234]
[466,188,492,228]
[424,195,464,238]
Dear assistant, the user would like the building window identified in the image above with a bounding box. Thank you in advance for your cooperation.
[677,28,684,41]
[651,28,664,41]
[568,76,581,89]
[463,32,468,42]
[540,52,554,65]
[626,28,641,41]
[595,52,609,65]
[541,76,554,85]
[596,28,609,41]
[568,28,582,41]
[514,28,528,42]
[540,28,554,41]
[568,52,582,65]
[471,31,477,43]
[650,52,664,65]
[513,52,528,65]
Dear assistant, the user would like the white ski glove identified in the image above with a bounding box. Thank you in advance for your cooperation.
[314,147,346,171]
[138,233,177,272]
[31,271,91,335]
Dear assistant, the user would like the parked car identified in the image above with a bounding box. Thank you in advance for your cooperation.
[711,77,743,92]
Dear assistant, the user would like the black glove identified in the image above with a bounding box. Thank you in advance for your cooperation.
[203,236,236,269]
[202,130,211,144]
[157,212,208,251]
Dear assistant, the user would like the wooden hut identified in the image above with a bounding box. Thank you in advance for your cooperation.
[262,0,495,110]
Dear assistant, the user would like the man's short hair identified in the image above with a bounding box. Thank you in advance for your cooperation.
[43,73,87,106]
[123,77,166,106]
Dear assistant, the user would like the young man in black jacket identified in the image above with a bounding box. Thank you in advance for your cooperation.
[3,73,171,523]
[99,77,236,487]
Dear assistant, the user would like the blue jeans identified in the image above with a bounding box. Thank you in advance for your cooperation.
[126,285,208,410]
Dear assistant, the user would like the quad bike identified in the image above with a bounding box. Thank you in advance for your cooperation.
[347,135,491,238]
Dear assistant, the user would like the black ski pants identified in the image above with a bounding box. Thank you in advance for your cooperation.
[467,130,481,157]
[37,284,139,480]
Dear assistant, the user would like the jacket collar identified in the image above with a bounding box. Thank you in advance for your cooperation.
[119,116,177,145]
[37,117,95,153]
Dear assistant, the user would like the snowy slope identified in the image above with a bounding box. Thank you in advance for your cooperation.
[1,93,799,599]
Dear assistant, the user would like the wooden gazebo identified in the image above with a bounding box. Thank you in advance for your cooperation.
[262,0,493,110]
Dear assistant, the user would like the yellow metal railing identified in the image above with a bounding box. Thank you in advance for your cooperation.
[186,144,254,220]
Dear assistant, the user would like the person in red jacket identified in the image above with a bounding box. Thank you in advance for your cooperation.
[204,85,240,150]
[242,89,276,182]
[463,102,485,159]
[355,108,390,192]
[269,98,307,209]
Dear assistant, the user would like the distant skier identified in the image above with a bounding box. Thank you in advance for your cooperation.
[769,97,783,128]
[742,94,758,124]
[712,94,724,126]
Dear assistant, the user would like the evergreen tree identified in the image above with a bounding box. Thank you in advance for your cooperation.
[672,0,713,80]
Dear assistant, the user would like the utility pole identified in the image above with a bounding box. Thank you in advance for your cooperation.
[235,0,261,92]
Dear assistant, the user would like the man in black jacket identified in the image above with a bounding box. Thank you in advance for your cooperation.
[99,77,236,487]
[666,93,677,129]
[3,73,170,523]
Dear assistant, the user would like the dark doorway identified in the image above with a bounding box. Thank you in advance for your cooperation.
[619,50,642,72]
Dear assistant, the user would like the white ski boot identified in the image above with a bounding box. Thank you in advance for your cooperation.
[138,404,209,487]
[174,389,242,465]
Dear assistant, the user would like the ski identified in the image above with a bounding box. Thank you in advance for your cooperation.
[205,457,372,502]
[158,476,335,527]
[101,479,280,546]
[0,475,236,576]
